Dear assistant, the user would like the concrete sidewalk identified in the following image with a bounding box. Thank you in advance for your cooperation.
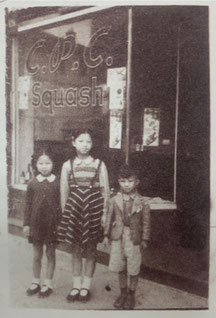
[6,233,208,311]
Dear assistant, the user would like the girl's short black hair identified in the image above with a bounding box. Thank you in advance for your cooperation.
[118,164,140,179]
[72,128,94,141]
[31,147,54,172]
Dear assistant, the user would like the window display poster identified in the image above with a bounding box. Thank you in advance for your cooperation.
[107,67,126,110]
[18,76,31,110]
[109,110,123,149]
[143,108,160,147]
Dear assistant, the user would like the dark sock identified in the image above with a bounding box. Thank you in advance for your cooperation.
[120,287,127,295]
[129,274,139,291]
[119,270,127,289]
[128,289,135,296]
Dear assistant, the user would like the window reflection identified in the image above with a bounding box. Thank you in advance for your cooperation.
[16,9,128,181]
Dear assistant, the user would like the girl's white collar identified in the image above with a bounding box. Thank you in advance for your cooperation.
[36,174,56,182]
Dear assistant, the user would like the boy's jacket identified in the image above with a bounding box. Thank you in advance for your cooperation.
[104,192,151,245]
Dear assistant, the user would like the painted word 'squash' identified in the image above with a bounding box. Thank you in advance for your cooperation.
[32,77,105,114]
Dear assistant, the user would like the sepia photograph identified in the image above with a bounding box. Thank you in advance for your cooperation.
[1,0,216,315]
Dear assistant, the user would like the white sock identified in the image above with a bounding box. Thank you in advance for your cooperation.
[40,285,49,292]
[80,277,91,297]
[73,276,81,290]
[44,279,53,289]
[81,276,92,290]
[32,278,40,285]
[69,276,81,296]
[29,278,40,290]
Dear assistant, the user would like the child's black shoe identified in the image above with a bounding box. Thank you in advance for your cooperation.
[113,288,127,309]
[124,290,135,310]
[66,288,80,302]
[26,283,40,296]
[38,285,53,298]
[79,288,91,302]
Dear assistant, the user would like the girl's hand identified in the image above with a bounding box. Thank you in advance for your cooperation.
[102,236,109,248]
[23,225,30,237]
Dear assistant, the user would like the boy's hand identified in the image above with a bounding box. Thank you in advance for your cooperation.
[23,225,30,237]
[102,236,109,248]
[141,240,149,251]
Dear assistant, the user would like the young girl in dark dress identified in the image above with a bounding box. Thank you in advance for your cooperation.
[23,149,60,298]
[58,129,110,302]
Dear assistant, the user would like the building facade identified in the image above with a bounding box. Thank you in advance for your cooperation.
[7,5,210,297]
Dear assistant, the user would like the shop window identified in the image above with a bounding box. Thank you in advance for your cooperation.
[129,7,179,201]
[11,7,128,185]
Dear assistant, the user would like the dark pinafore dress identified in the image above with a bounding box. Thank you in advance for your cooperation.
[58,159,104,247]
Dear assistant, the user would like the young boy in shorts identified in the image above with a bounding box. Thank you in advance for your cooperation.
[103,164,150,310]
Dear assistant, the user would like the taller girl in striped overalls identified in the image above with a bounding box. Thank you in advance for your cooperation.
[58,129,110,302]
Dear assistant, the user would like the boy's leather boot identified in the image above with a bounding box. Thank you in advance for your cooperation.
[124,289,135,310]
[113,270,128,309]
[113,288,127,309]
[124,274,138,309]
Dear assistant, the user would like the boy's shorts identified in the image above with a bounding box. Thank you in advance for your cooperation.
[109,226,142,276]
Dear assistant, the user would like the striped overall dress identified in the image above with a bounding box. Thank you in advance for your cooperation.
[58,159,104,246]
